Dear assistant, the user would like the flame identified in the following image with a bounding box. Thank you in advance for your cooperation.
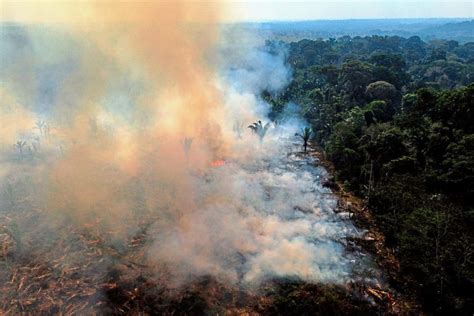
[210,159,226,167]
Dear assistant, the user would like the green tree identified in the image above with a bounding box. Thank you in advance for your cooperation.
[295,127,312,152]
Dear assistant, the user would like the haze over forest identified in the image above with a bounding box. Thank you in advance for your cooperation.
[0,1,473,315]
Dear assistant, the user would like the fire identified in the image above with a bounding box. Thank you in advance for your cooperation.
[210,160,226,167]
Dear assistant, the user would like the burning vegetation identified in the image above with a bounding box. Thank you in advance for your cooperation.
[0,0,413,314]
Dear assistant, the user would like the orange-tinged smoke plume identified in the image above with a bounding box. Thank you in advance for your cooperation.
[0,0,358,291]
[46,0,232,234]
[1,0,235,244]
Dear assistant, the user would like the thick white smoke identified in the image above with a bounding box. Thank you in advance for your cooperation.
[140,29,363,286]
[0,20,366,293]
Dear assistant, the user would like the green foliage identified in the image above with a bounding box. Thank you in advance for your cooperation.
[365,81,399,106]
[363,100,393,124]
[273,34,474,314]
[438,134,474,198]
[295,127,312,152]
[257,281,380,315]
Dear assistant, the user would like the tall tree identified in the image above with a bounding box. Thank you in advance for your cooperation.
[248,120,271,143]
[295,127,312,152]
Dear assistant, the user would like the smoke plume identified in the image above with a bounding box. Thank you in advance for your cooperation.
[0,0,362,293]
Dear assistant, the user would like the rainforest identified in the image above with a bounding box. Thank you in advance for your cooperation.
[0,1,473,315]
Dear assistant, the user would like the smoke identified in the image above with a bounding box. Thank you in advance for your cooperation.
[144,157,356,286]
[0,0,362,296]
[218,28,291,95]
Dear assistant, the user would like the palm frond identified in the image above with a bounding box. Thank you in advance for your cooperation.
[296,127,313,152]
[248,120,271,142]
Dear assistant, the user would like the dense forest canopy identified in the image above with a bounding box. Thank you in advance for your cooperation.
[267,35,474,314]
[237,19,474,44]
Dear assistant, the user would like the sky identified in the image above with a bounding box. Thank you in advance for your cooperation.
[226,0,473,22]
[0,0,472,23]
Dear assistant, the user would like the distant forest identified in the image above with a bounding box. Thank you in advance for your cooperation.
[266,35,474,314]
[238,19,474,43]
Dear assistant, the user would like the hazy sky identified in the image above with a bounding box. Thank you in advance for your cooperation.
[0,0,472,24]
[227,0,473,22]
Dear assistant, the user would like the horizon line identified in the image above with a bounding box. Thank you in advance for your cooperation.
[223,17,472,24]
[1,17,472,26]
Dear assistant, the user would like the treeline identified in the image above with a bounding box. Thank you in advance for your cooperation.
[267,35,474,314]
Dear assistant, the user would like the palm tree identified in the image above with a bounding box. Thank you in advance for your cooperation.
[295,127,312,153]
[233,121,244,139]
[248,120,271,142]
[32,137,41,154]
[181,137,193,162]
[44,123,50,138]
[15,140,27,159]
[35,120,44,135]
[3,182,16,209]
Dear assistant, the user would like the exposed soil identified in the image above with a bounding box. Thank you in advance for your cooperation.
[1,142,421,315]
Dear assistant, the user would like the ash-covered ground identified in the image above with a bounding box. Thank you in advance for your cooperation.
[1,3,397,313]
[0,135,392,314]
